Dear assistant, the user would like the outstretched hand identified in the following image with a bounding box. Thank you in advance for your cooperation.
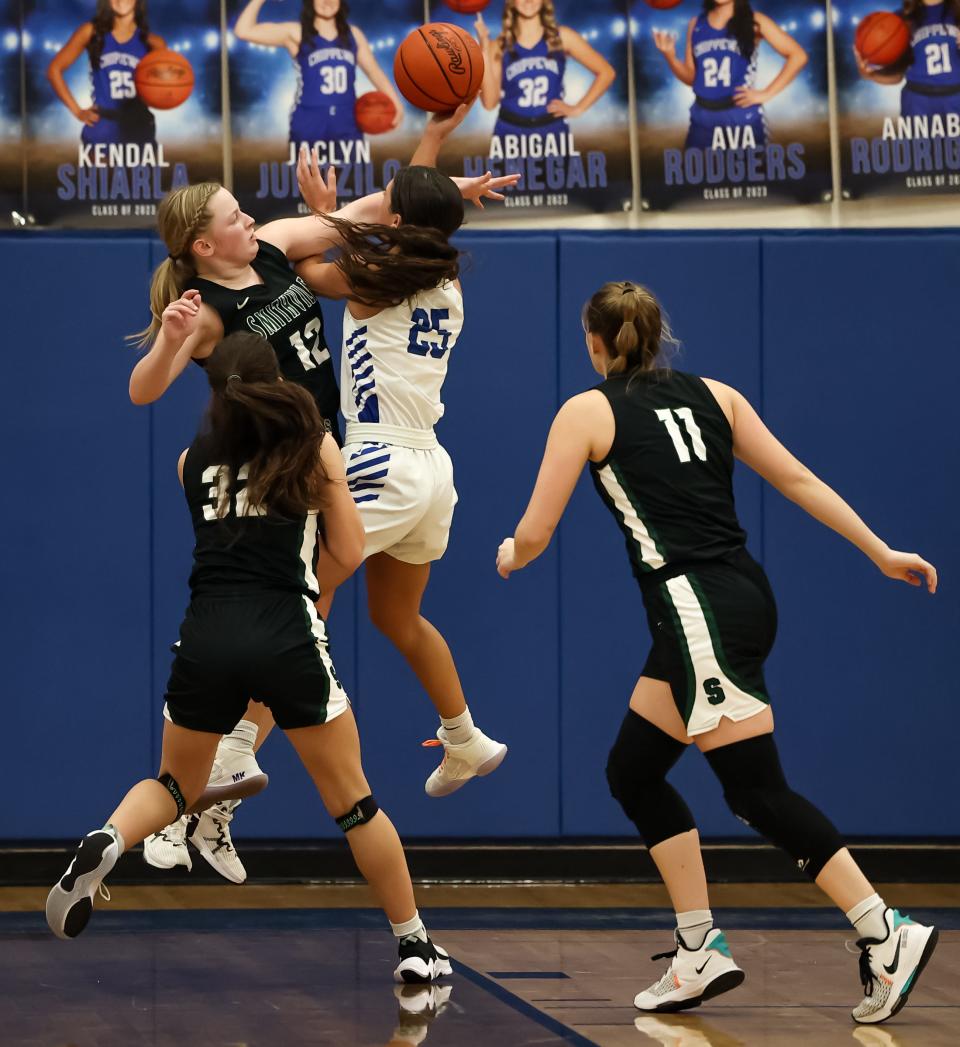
[458,170,522,209]
[296,146,337,215]
[875,548,938,593]
[161,289,202,344]
[426,101,475,140]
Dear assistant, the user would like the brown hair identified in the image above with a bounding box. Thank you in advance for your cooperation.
[90,0,150,71]
[130,182,221,348]
[499,0,562,55]
[582,281,676,376]
[300,0,350,49]
[202,332,330,518]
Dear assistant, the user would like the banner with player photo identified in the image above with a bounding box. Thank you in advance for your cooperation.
[1,0,24,225]
[226,0,428,222]
[633,0,832,211]
[836,1,960,199]
[428,0,632,217]
[22,0,223,228]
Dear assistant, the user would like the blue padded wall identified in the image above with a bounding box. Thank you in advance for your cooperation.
[0,229,955,841]
[0,240,154,837]
[761,236,960,836]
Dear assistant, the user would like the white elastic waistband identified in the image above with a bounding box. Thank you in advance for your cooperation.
[345,422,438,450]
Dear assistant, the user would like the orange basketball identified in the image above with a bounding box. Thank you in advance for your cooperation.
[444,0,491,12]
[134,49,194,110]
[355,91,397,135]
[855,11,910,67]
[644,0,684,8]
[394,23,484,113]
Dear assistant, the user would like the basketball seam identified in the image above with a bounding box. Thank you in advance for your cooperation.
[418,25,467,102]
[447,24,477,97]
[398,47,456,107]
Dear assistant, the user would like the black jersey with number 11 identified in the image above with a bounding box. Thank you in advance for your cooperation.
[187,240,341,440]
[590,370,747,586]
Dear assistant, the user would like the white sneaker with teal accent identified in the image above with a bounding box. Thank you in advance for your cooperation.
[852,908,938,1024]
[633,928,745,1012]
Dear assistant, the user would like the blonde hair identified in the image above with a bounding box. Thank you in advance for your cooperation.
[582,281,676,376]
[130,182,222,348]
[498,0,562,55]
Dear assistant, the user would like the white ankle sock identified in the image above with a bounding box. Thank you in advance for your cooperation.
[440,707,476,746]
[847,893,888,942]
[391,911,427,941]
[677,908,713,951]
[103,823,126,855]
[219,719,258,755]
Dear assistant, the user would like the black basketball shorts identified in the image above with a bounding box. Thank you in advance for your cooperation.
[641,549,777,736]
[164,593,348,734]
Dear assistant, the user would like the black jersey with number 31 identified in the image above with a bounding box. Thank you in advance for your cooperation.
[182,434,321,601]
[590,370,747,585]
[187,240,340,438]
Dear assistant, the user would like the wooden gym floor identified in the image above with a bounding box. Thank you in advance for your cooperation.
[1,882,957,1046]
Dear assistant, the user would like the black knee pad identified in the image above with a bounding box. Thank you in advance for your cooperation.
[157,773,186,818]
[335,794,379,833]
[705,734,843,879]
[605,711,696,850]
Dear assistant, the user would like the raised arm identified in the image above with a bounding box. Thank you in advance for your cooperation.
[652,19,696,88]
[129,291,223,405]
[549,27,616,119]
[233,0,300,53]
[47,24,99,126]
[704,379,937,592]
[475,13,503,110]
[735,12,807,108]
[353,25,404,129]
[497,392,612,578]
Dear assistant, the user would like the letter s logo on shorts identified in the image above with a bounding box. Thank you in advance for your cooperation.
[704,678,727,706]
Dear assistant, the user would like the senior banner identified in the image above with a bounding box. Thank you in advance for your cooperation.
[633,0,832,211]
[226,0,427,221]
[22,0,223,227]
[1,0,24,224]
[429,0,633,216]
[836,1,960,199]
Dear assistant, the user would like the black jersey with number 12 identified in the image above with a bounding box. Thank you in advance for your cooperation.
[590,370,747,586]
[187,240,341,441]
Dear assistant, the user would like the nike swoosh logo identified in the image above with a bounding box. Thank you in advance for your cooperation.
[883,938,902,975]
[695,958,711,975]
[237,297,250,310]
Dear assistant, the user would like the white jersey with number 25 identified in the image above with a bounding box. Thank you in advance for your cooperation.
[340,282,464,430]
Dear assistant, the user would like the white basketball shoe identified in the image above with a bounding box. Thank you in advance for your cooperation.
[142,815,192,871]
[189,799,247,884]
[851,909,938,1024]
[424,726,507,797]
[46,828,120,940]
[634,929,745,1013]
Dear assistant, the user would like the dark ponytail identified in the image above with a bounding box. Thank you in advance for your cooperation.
[314,167,464,307]
[704,0,756,63]
[582,281,676,377]
[203,333,330,518]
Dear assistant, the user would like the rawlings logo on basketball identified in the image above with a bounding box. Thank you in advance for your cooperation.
[429,29,466,77]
